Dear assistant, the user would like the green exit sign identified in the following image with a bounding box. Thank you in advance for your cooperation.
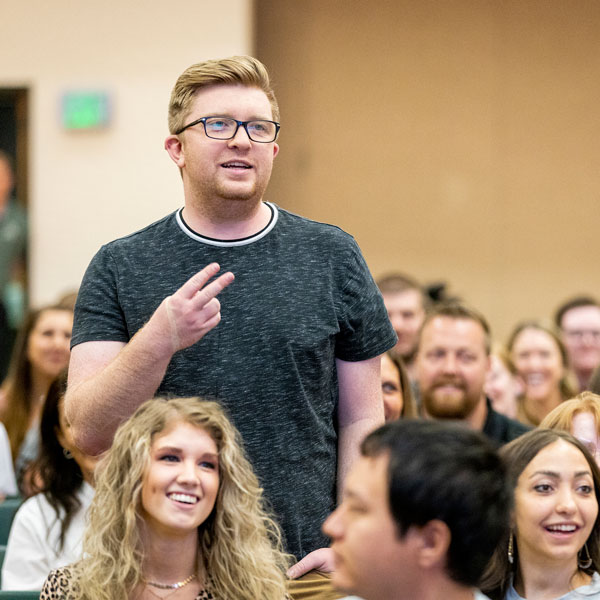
[62,92,110,130]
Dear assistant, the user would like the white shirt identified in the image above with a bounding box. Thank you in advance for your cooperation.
[340,591,491,600]
[1,481,94,590]
[505,572,600,599]
[0,423,17,496]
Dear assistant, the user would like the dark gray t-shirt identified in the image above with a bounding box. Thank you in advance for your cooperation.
[72,203,396,559]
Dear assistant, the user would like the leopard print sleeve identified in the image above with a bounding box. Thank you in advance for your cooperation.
[40,566,79,600]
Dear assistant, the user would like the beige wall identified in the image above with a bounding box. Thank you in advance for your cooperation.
[257,0,600,341]
[1,0,253,304]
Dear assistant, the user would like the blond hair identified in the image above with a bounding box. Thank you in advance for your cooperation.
[540,391,600,433]
[75,397,290,600]
[168,55,279,134]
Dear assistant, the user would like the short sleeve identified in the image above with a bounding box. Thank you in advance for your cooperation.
[71,244,129,348]
[334,238,396,361]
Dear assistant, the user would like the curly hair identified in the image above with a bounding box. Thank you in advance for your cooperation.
[75,397,290,600]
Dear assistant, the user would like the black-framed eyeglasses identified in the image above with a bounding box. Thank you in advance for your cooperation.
[175,116,280,142]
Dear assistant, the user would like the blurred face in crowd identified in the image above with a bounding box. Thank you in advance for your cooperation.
[382,289,425,362]
[561,306,600,381]
[323,453,420,600]
[417,316,489,420]
[514,440,597,569]
[484,354,523,420]
[381,353,404,421]
[0,155,13,205]
[511,327,564,402]
[27,309,73,380]
[571,411,600,467]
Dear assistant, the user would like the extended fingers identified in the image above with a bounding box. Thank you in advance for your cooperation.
[179,263,223,299]
[192,271,234,307]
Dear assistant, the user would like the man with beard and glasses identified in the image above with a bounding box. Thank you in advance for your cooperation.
[416,302,528,446]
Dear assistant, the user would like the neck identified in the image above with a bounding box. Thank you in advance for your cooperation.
[182,196,270,240]
[140,527,200,586]
[393,574,478,600]
[464,395,488,431]
[576,369,592,390]
[514,554,589,600]
[522,390,563,426]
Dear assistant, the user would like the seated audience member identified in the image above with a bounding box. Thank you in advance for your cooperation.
[540,391,600,467]
[0,304,73,489]
[376,273,427,380]
[416,302,529,446]
[381,352,417,420]
[2,371,98,590]
[507,321,578,427]
[482,429,600,600]
[0,421,17,497]
[41,397,290,600]
[484,346,523,420]
[555,296,600,390]
[323,419,510,600]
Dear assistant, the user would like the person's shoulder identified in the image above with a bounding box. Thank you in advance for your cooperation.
[41,565,77,600]
[275,205,355,242]
[101,210,179,251]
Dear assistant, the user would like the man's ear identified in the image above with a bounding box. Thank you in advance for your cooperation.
[165,135,185,167]
[415,520,451,570]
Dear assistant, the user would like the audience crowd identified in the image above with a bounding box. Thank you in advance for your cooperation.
[2,54,600,600]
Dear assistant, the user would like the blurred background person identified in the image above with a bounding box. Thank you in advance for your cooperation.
[482,429,600,600]
[381,351,417,420]
[484,345,523,420]
[416,302,529,446]
[0,422,17,498]
[540,391,600,467]
[377,273,427,381]
[507,321,578,427]
[2,371,98,590]
[555,296,600,391]
[0,303,73,489]
[0,150,27,381]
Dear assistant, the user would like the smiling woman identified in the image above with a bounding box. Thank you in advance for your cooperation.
[481,429,600,600]
[40,397,291,600]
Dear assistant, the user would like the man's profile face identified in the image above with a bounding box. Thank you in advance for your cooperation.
[382,289,425,361]
[560,306,600,377]
[417,316,490,420]
[165,83,279,205]
[322,454,418,600]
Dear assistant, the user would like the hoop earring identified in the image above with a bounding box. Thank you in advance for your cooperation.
[63,448,73,459]
[508,532,514,565]
[579,543,593,570]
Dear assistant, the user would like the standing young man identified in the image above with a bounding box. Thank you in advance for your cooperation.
[66,56,396,591]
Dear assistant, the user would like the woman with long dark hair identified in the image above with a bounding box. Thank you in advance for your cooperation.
[2,371,98,590]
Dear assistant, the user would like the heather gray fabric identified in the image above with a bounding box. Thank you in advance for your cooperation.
[72,204,396,559]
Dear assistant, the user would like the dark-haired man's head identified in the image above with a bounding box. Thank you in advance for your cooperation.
[555,296,600,389]
[323,420,510,600]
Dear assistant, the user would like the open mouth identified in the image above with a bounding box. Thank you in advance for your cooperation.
[545,523,578,534]
[167,492,199,505]
[221,161,251,169]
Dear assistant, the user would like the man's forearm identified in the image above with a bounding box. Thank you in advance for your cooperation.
[66,324,174,455]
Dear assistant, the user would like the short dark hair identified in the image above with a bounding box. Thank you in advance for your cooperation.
[361,420,510,587]
[554,296,600,329]
[420,301,492,354]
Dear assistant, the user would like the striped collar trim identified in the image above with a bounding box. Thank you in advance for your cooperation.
[175,203,278,247]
